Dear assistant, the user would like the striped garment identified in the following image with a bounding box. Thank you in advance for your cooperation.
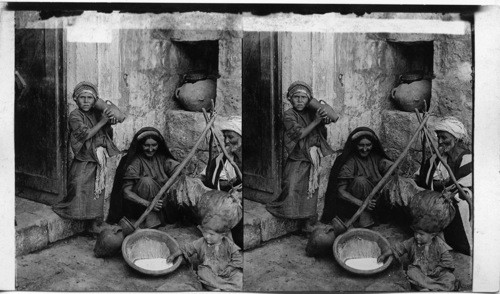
[416,150,472,256]
[202,153,240,191]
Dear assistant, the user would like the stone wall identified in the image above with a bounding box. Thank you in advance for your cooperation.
[18,11,242,214]
[280,32,409,220]
[381,32,473,177]
[16,11,473,219]
[279,16,472,220]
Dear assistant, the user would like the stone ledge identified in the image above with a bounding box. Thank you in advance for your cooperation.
[15,197,86,256]
[243,199,301,251]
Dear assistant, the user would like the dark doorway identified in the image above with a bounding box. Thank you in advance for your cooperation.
[242,31,282,203]
[15,28,67,204]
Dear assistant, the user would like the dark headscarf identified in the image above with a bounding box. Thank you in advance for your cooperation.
[106,127,176,224]
[320,127,391,223]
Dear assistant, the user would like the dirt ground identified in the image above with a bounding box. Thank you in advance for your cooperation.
[17,221,472,292]
[244,223,472,292]
[16,224,204,291]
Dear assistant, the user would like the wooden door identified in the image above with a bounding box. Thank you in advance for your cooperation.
[242,31,282,202]
[15,29,67,203]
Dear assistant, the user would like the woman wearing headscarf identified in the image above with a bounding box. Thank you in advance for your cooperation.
[53,81,120,233]
[106,127,181,228]
[266,81,334,232]
[321,127,393,228]
[415,116,472,255]
[201,116,242,192]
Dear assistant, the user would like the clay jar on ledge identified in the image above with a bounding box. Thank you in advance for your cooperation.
[391,72,431,112]
[175,72,218,112]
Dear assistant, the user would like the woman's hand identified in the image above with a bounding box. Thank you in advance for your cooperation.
[317,107,332,124]
[166,250,182,263]
[377,250,392,263]
[313,108,324,123]
[366,199,377,211]
[99,109,110,123]
[103,108,117,125]
[152,199,164,212]
[314,107,329,123]
[219,265,235,278]
[429,266,443,278]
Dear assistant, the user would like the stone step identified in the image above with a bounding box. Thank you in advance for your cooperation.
[243,199,301,250]
[15,197,86,256]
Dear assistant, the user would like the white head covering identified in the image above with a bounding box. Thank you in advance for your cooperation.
[217,116,242,136]
[434,116,469,144]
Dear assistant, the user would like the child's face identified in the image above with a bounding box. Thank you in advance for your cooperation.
[201,228,223,245]
[290,93,309,111]
[75,93,96,112]
[414,229,434,246]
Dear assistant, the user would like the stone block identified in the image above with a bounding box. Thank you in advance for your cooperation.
[216,78,242,116]
[453,252,472,290]
[169,29,222,42]
[36,210,86,243]
[381,110,439,151]
[218,38,242,79]
[15,197,50,215]
[243,210,262,250]
[434,36,472,79]
[353,39,381,71]
[386,148,423,177]
[165,110,211,150]
[15,212,49,256]
[245,201,301,242]
[242,199,301,248]
[260,213,301,242]
[432,78,473,133]
[169,148,209,177]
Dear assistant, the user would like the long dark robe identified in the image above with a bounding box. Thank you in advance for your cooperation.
[53,108,119,220]
[416,149,472,256]
[106,127,178,226]
[266,108,333,219]
[321,127,392,224]
[122,153,179,227]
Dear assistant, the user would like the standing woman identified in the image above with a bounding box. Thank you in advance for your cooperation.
[321,127,393,228]
[415,116,472,255]
[53,82,120,233]
[266,81,334,232]
[106,127,181,228]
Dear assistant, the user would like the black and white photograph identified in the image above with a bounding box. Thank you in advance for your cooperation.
[11,5,243,291]
[1,2,499,292]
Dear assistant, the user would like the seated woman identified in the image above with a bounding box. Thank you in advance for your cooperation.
[321,127,393,228]
[106,127,181,228]
[201,116,242,192]
[415,116,472,256]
